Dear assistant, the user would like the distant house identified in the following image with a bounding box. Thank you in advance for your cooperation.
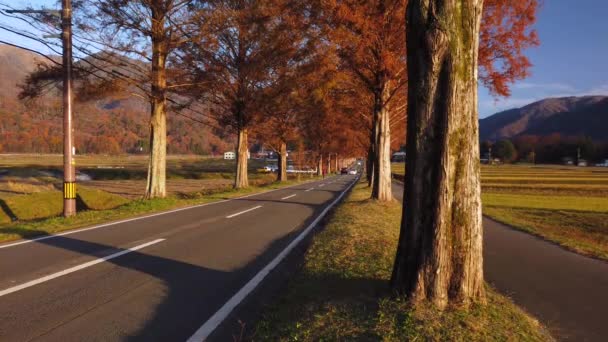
[223,151,251,160]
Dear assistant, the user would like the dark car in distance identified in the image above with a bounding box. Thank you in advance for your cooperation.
[340,167,348,175]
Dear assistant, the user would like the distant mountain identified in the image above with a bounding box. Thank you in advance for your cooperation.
[0,44,231,155]
[0,44,47,98]
[479,96,608,142]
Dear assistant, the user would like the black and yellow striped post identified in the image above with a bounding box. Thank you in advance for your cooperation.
[63,182,76,201]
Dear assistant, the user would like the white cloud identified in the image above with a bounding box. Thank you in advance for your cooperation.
[514,82,576,92]
[583,84,608,96]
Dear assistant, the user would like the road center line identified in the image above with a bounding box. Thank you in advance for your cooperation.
[281,194,296,200]
[319,184,325,187]
[305,188,314,192]
[225,205,263,219]
[0,239,165,298]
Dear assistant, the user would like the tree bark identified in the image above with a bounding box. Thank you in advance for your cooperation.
[371,85,392,202]
[317,154,323,177]
[367,127,376,187]
[277,141,287,182]
[391,0,485,309]
[145,11,167,199]
[234,127,249,188]
[327,154,332,174]
[335,153,339,172]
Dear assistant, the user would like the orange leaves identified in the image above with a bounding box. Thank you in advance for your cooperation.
[479,0,540,97]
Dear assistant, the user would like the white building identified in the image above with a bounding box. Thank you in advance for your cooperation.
[224,151,236,160]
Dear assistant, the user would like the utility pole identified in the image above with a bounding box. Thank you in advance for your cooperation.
[62,0,76,216]
[7,1,76,217]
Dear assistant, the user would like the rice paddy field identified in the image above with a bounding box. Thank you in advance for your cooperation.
[392,163,608,260]
[0,154,283,226]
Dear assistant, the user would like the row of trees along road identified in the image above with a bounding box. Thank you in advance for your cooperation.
[16,0,539,308]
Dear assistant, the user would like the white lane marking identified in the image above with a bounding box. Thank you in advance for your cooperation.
[305,188,314,192]
[186,177,359,342]
[0,239,165,298]
[225,205,263,219]
[0,179,321,250]
[319,184,325,187]
[281,194,296,200]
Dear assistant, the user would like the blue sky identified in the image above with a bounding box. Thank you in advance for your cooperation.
[479,0,608,117]
[2,1,607,118]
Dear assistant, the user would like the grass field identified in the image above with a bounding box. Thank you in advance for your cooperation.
[0,154,315,234]
[255,183,551,341]
[392,163,608,260]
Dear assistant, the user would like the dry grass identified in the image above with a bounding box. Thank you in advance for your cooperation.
[254,183,551,341]
[391,162,608,260]
[482,193,608,213]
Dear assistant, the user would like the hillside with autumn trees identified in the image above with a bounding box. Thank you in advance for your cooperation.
[0,44,232,155]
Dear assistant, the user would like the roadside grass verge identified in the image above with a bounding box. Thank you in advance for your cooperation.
[254,183,551,341]
[0,177,318,244]
[3,191,63,220]
[77,186,130,210]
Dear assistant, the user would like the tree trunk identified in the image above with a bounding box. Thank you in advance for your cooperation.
[371,85,392,202]
[277,141,287,182]
[234,128,249,188]
[327,154,331,174]
[317,154,323,177]
[391,0,485,309]
[145,16,167,199]
[335,154,339,172]
[367,128,376,187]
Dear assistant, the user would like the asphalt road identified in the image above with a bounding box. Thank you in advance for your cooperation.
[392,181,608,342]
[0,175,358,341]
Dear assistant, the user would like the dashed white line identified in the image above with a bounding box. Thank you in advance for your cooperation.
[225,205,263,218]
[281,194,296,200]
[0,239,165,298]
[319,184,325,187]
[0,178,320,250]
[186,176,359,342]
[305,188,314,192]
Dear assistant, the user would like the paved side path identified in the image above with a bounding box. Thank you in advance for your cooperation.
[392,181,608,341]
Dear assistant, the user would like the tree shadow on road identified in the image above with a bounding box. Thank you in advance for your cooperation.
[1,226,308,342]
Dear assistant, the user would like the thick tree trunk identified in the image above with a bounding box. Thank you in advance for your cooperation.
[234,128,249,189]
[371,86,392,202]
[145,20,167,199]
[327,154,332,174]
[277,141,287,182]
[391,0,485,309]
[367,128,376,187]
